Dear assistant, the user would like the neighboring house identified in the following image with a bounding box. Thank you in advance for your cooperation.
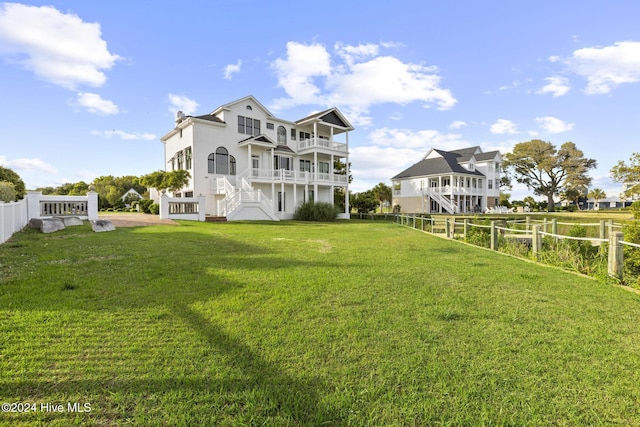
[391,146,502,214]
[121,188,143,204]
[159,95,352,220]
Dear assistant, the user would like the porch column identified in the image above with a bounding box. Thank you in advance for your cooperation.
[313,151,318,202]
[247,144,252,176]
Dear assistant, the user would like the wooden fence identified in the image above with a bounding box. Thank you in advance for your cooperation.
[393,214,638,284]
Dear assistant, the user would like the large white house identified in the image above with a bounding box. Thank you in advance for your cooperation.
[159,95,352,220]
[391,146,502,214]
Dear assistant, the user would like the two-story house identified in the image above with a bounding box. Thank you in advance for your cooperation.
[391,146,502,214]
[159,95,352,220]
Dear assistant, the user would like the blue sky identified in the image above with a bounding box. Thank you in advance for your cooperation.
[1,1,639,200]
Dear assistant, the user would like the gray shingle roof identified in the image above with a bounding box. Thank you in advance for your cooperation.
[391,147,499,180]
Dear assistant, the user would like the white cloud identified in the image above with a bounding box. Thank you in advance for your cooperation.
[0,156,58,174]
[168,94,199,115]
[490,119,518,135]
[90,130,156,140]
[565,41,640,94]
[0,3,121,90]
[368,128,467,150]
[535,116,575,133]
[223,60,242,80]
[74,92,119,115]
[449,120,467,129]
[270,41,456,125]
[537,76,570,97]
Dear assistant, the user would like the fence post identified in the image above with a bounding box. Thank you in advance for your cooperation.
[551,219,558,237]
[463,219,468,239]
[608,231,624,281]
[444,218,450,237]
[531,225,541,256]
[490,220,498,250]
[87,190,98,220]
[449,219,455,239]
[159,192,170,219]
[197,195,206,221]
[526,216,531,231]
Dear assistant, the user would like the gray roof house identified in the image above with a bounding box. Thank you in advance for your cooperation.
[391,146,502,214]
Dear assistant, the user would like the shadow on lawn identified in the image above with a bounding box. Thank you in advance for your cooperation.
[1,226,344,425]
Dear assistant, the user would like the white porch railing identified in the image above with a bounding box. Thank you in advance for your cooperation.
[213,177,234,195]
[426,189,457,214]
[1,191,99,244]
[217,189,273,218]
[297,137,347,153]
[239,168,348,185]
[27,192,98,220]
[159,195,206,221]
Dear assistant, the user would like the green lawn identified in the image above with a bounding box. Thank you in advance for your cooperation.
[1,220,640,426]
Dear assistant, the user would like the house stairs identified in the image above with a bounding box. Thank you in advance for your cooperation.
[427,190,457,214]
[215,177,279,221]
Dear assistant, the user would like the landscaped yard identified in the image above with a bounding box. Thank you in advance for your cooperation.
[1,219,639,426]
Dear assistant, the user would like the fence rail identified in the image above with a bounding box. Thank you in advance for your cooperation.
[1,192,98,245]
[390,214,638,286]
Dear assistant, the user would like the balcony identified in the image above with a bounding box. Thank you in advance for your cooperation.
[297,137,347,153]
[240,168,348,185]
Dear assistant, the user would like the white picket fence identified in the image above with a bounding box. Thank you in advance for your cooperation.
[0,191,99,244]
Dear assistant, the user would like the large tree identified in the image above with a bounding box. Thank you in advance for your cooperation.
[0,166,26,200]
[371,182,392,213]
[503,140,596,212]
[140,170,191,193]
[611,152,640,198]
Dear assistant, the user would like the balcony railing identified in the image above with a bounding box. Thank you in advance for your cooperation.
[297,137,347,153]
[239,168,348,185]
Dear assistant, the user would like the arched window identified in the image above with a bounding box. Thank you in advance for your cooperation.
[230,156,236,175]
[277,126,286,145]
[216,147,229,174]
[208,153,215,173]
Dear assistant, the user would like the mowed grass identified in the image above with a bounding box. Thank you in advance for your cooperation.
[1,219,640,426]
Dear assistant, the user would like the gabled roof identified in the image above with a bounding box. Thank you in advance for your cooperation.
[392,146,500,180]
[296,107,354,130]
[192,114,225,124]
[212,95,274,118]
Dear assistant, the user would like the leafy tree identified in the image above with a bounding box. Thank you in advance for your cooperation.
[503,140,596,212]
[371,182,392,213]
[140,170,191,193]
[0,166,26,200]
[498,192,511,207]
[611,152,640,199]
[0,181,16,202]
[560,185,586,208]
[587,188,606,208]
[350,190,378,213]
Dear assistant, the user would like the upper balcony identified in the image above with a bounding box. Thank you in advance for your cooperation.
[239,168,348,186]
[297,137,347,154]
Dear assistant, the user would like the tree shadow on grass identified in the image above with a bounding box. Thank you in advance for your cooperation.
[0,226,345,425]
[1,302,338,426]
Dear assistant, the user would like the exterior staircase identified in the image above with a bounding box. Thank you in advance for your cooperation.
[426,190,457,214]
[215,177,279,221]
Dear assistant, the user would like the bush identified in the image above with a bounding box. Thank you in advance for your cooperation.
[623,221,640,287]
[0,181,16,202]
[294,201,339,221]
[631,201,640,219]
[138,199,154,214]
[149,203,160,215]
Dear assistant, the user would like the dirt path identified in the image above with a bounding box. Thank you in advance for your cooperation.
[97,213,179,228]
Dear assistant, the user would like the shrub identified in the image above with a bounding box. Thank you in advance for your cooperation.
[623,221,640,287]
[149,203,160,215]
[139,199,154,214]
[294,201,339,222]
[631,201,640,219]
[0,181,16,202]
